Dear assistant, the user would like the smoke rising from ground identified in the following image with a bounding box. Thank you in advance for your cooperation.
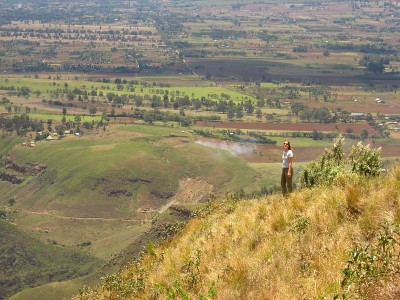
[195,140,254,156]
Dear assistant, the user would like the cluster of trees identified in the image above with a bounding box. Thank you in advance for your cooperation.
[0,28,156,43]
[0,114,43,136]
[193,129,277,145]
[260,129,363,141]
[130,108,193,126]
[192,29,247,39]
[103,91,258,119]
[0,97,10,105]
[34,117,106,141]
[325,42,395,55]
[359,55,390,73]
[193,127,367,145]
[0,85,40,97]
[291,103,335,123]
[109,108,220,127]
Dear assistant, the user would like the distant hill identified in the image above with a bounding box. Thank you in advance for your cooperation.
[0,218,102,299]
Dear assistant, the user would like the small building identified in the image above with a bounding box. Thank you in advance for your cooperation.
[350,112,365,120]
[46,135,56,141]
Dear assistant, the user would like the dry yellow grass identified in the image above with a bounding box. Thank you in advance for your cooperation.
[76,165,400,300]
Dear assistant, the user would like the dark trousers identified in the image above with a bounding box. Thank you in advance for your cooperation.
[281,168,293,196]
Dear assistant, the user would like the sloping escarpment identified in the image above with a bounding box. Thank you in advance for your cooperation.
[6,160,47,175]
[90,175,154,198]
[0,160,47,184]
[0,172,23,184]
[96,179,211,276]
[98,204,192,276]
[0,220,101,300]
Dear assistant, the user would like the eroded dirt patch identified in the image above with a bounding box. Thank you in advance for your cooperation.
[175,178,213,204]
[158,178,213,213]
[90,144,116,151]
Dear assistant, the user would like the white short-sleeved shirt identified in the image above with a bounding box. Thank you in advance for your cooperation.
[282,150,293,169]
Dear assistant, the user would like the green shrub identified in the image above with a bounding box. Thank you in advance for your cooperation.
[339,222,400,299]
[299,135,346,188]
[348,142,381,177]
[299,136,381,188]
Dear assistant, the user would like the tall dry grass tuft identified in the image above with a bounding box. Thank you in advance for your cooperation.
[76,164,400,300]
[345,183,363,216]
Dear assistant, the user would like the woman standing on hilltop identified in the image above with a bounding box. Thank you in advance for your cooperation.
[281,140,293,197]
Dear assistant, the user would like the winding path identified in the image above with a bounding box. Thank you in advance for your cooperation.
[21,210,144,222]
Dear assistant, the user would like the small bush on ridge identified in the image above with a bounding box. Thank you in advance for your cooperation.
[299,135,381,188]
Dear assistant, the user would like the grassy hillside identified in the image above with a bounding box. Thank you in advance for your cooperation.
[1,123,282,299]
[8,277,91,300]
[75,164,400,299]
[0,218,101,300]
[0,124,272,260]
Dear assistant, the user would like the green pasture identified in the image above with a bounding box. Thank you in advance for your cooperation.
[0,76,113,95]
[0,75,255,103]
[0,77,51,93]
[249,161,307,187]
[0,136,21,156]
[117,123,189,137]
[112,74,210,87]
[272,136,334,148]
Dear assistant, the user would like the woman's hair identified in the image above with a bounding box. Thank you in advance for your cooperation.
[284,140,291,150]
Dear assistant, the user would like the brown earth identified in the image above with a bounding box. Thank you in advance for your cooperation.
[158,178,213,214]
[301,99,400,115]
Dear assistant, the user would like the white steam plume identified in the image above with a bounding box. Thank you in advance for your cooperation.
[195,140,253,156]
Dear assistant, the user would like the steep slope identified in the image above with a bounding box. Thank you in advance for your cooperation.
[0,124,266,260]
[76,165,400,300]
[8,204,192,300]
[0,218,101,299]
[1,124,274,299]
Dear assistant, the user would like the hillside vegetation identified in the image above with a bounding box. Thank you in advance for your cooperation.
[76,142,400,300]
[0,124,268,260]
[0,217,101,299]
[1,123,278,298]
